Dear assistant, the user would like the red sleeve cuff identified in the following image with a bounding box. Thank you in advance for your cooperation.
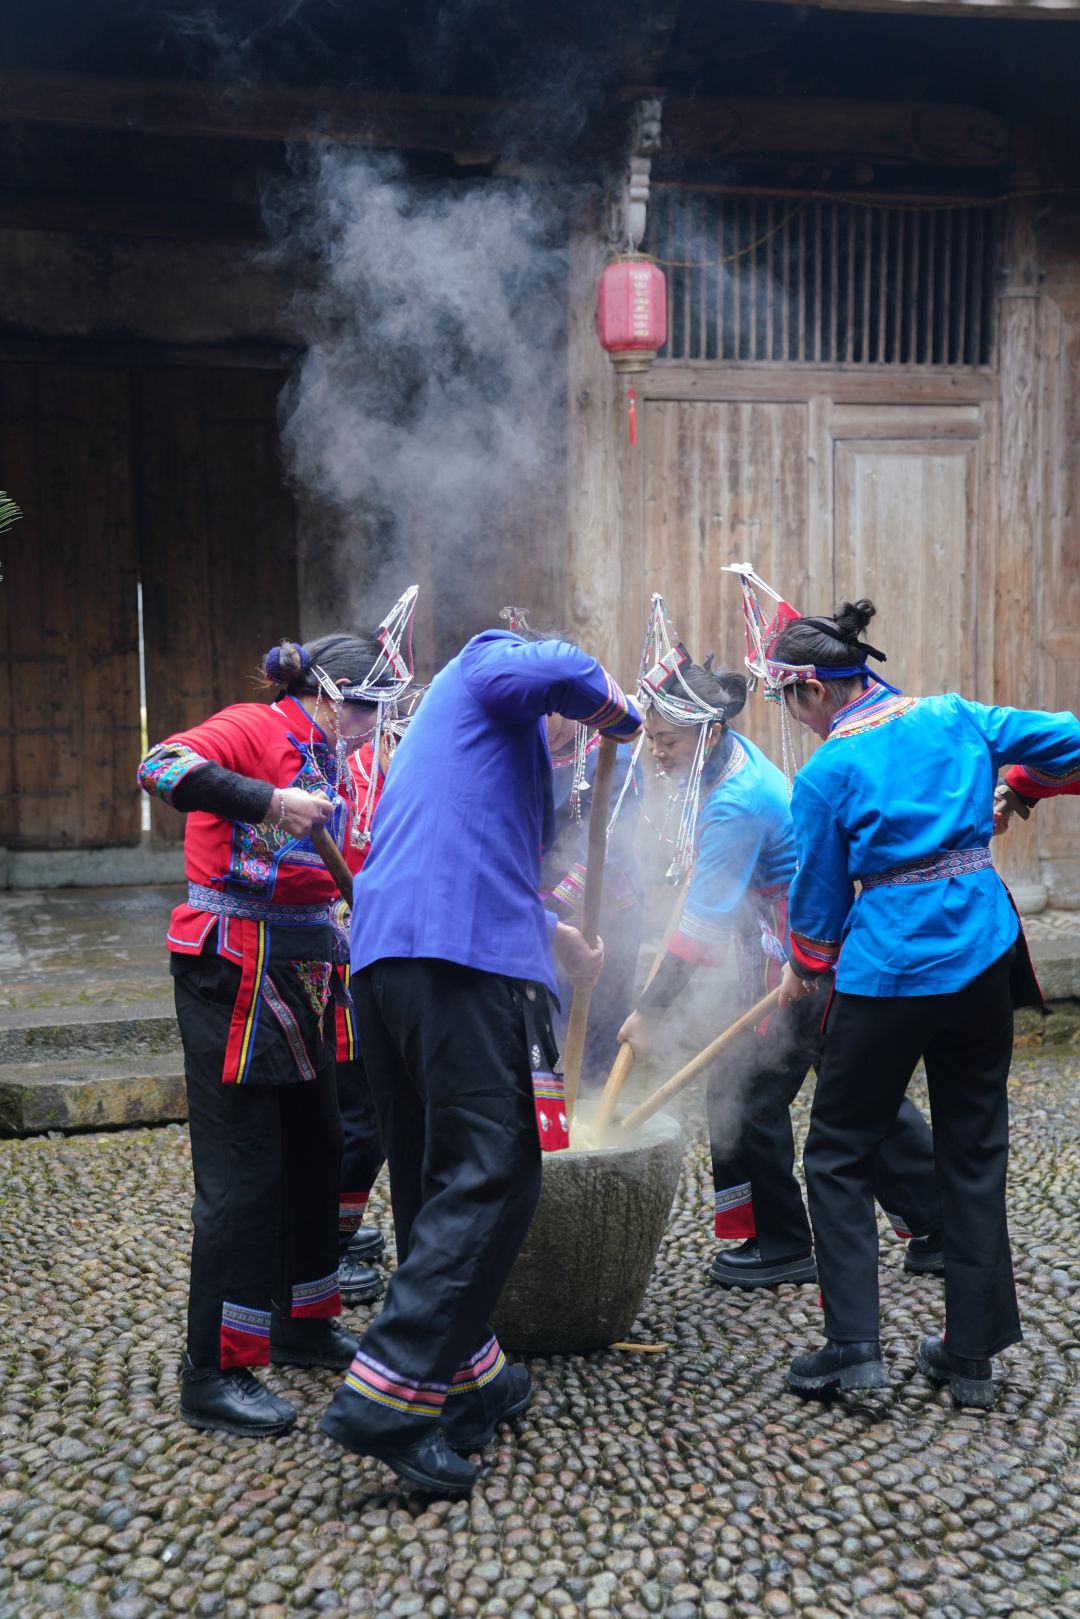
[670,927,729,969]
[789,930,841,974]
[1005,763,1080,801]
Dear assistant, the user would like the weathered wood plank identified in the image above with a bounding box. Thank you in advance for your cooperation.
[565,213,624,679]
[0,364,140,849]
[138,367,299,846]
[993,187,1044,902]
[1034,296,1080,904]
[834,437,980,699]
[624,399,809,760]
[642,364,996,403]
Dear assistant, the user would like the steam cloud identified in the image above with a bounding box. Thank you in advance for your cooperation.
[270,150,572,665]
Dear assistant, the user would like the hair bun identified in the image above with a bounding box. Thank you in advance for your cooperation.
[718,670,747,721]
[833,598,876,641]
[263,639,309,686]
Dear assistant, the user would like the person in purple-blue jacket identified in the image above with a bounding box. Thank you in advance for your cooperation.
[320,629,641,1495]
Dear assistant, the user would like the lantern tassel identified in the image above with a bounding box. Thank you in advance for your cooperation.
[628,379,637,447]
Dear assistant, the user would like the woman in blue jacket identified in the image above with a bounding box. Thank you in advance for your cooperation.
[775,599,1080,1406]
[319,630,641,1494]
[617,649,938,1289]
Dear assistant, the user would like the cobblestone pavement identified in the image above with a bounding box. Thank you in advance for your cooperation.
[2,1056,1080,1619]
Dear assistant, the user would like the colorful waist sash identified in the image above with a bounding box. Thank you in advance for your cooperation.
[859,846,992,890]
[187,881,332,927]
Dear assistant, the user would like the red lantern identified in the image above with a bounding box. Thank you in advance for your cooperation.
[596,256,667,374]
[596,256,667,446]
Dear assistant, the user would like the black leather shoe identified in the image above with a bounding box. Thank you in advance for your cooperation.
[348,1226,387,1263]
[788,1340,888,1393]
[904,1232,945,1276]
[915,1335,994,1407]
[320,1395,478,1496]
[709,1240,817,1289]
[269,1309,358,1370]
[338,1256,385,1306]
[443,1365,533,1453]
[180,1357,297,1437]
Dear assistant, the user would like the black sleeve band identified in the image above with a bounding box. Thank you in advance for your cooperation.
[637,950,697,1015]
[787,952,821,982]
[171,762,275,823]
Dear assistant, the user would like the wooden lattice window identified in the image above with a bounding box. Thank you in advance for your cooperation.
[644,192,1001,368]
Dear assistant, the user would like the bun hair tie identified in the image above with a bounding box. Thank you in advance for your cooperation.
[265,640,310,686]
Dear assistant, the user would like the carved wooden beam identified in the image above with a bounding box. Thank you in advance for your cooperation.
[731,0,1080,16]
[0,73,1009,169]
[662,97,1008,167]
[0,71,508,156]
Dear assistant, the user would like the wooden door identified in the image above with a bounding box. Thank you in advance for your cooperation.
[831,425,985,699]
[0,363,141,849]
[135,368,299,845]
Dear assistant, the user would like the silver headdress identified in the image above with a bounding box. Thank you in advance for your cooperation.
[612,594,729,882]
[721,562,808,787]
[311,585,420,851]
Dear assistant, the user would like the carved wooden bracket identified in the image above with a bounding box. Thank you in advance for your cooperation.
[609,98,663,252]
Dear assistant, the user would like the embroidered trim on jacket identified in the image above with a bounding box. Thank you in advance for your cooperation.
[859,845,992,889]
[187,882,332,926]
[828,688,918,740]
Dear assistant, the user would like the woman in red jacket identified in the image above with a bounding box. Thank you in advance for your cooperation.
[139,633,397,1437]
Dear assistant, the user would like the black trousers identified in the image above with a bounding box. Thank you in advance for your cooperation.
[805,948,1021,1358]
[708,993,939,1260]
[336,1055,386,1253]
[343,957,543,1435]
[175,955,343,1369]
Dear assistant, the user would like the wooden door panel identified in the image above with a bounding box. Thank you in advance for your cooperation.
[629,398,809,758]
[0,363,141,849]
[833,437,980,700]
[136,368,299,845]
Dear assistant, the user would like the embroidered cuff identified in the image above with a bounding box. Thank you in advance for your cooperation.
[551,863,587,911]
[582,675,641,739]
[788,929,840,976]
[1005,762,1080,801]
[137,742,213,805]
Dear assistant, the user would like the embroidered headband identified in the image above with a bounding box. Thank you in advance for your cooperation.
[721,561,900,787]
[640,641,735,728]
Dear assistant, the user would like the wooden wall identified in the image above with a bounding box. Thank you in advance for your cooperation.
[0,362,298,851]
[0,364,141,850]
[136,368,299,846]
[567,184,1080,910]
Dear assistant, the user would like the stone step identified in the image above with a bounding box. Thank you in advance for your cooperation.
[0,1055,187,1135]
[0,998,181,1065]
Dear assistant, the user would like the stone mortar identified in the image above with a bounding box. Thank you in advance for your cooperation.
[492,1111,684,1355]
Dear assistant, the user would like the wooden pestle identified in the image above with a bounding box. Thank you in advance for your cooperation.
[619,985,783,1133]
[590,870,691,1132]
[562,736,619,1124]
[310,824,355,906]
